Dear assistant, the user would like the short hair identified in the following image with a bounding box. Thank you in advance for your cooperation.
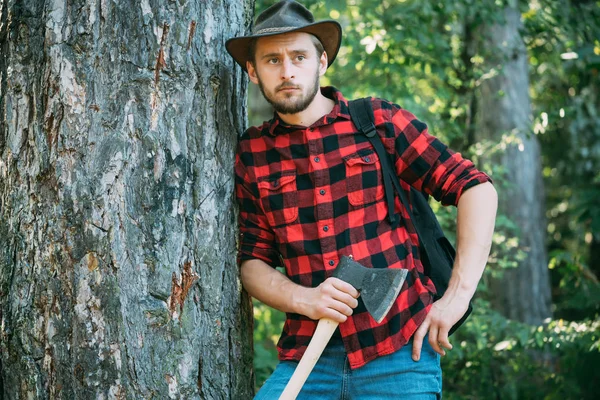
[247,33,325,66]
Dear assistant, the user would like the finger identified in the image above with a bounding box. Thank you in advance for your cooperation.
[326,279,359,308]
[326,311,348,324]
[329,299,355,317]
[412,321,429,361]
[428,326,446,356]
[331,291,359,309]
[319,304,348,323]
[329,278,360,298]
[437,328,452,351]
[316,298,353,322]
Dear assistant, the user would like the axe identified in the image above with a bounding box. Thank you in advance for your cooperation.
[279,256,408,400]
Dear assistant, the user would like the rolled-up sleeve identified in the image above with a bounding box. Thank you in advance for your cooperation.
[234,148,279,267]
[391,107,492,206]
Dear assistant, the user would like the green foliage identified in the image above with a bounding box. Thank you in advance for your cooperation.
[549,250,600,318]
[525,0,600,272]
[252,300,285,389]
[443,299,600,400]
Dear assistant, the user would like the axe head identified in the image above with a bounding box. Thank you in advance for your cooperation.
[332,256,408,324]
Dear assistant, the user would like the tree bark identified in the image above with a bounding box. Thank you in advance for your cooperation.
[0,0,255,399]
[475,7,552,325]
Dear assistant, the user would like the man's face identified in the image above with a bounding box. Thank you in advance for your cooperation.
[247,32,328,115]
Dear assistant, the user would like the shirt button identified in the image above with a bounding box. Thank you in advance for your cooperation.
[323,226,329,232]
[329,260,335,266]
[314,157,320,163]
[319,189,326,195]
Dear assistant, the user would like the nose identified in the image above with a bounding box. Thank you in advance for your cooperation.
[281,58,295,80]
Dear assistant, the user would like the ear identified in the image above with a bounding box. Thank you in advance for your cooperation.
[247,61,259,84]
[318,51,328,77]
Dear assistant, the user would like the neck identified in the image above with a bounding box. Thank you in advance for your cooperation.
[277,90,335,127]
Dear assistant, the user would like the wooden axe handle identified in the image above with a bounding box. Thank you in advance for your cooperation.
[278,318,340,400]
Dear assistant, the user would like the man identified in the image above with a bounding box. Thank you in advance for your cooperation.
[226,1,497,398]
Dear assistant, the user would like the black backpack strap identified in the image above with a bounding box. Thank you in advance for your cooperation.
[348,98,400,228]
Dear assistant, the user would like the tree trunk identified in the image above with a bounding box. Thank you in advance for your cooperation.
[0,0,255,398]
[476,7,552,325]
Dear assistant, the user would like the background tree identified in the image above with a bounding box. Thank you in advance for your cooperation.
[475,5,552,325]
[0,0,255,398]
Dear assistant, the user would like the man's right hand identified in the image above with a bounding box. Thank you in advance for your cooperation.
[294,277,360,323]
[240,259,359,323]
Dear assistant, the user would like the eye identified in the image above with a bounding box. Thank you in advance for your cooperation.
[296,55,306,61]
[268,58,279,64]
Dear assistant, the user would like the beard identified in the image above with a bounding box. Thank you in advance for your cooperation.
[257,70,320,115]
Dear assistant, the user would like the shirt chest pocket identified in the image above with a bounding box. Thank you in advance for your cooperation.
[257,171,299,227]
[343,149,385,206]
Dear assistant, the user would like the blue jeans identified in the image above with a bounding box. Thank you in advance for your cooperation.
[255,336,442,399]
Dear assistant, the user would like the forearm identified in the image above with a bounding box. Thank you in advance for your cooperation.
[412,182,496,358]
[240,258,359,322]
[445,182,498,301]
[240,259,304,314]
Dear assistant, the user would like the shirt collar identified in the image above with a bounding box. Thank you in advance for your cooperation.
[266,86,352,136]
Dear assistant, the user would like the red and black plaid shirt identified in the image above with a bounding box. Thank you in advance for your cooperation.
[235,87,491,369]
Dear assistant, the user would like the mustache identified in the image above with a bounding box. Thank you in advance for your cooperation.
[276,82,301,91]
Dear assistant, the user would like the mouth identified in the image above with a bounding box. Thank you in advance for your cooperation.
[277,86,300,92]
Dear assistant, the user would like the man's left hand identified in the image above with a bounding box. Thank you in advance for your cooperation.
[411,293,470,361]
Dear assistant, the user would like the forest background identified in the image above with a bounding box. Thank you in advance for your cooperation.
[248,1,600,399]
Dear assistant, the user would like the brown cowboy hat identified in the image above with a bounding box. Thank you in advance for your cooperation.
[226,0,342,72]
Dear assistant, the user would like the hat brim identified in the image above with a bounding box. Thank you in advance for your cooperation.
[226,20,342,72]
